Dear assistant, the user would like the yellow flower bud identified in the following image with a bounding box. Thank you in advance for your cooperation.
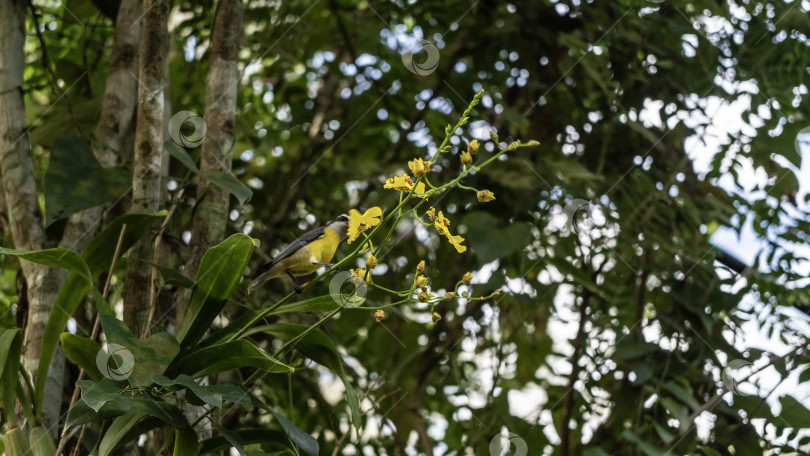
[374,309,385,322]
[415,274,427,289]
[443,292,455,301]
[416,260,425,274]
[460,151,473,165]
[462,272,472,284]
[408,158,430,178]
[418,292,429,303]
[365,254,377,269]
[477,190,495,203]
[432,312,442,324]
[467,139,479,155]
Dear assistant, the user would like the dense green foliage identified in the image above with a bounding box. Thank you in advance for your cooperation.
[2,0,810,454]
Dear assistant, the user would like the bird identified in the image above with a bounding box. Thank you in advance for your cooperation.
[248,214,350,294]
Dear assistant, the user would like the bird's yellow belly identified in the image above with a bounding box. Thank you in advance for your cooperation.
[286,229,339,276]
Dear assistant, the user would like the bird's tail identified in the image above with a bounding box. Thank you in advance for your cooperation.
[247,268,281,294]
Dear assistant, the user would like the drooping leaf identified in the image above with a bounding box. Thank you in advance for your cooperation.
[37,211,165,416]
[248,396,319,456]
[198,430,289,455]
[0,329,23,424]
[61,333,104,381]
[166,340,293,378]
[176,234,256,347]
[165,141,252,203]
[67,380,186,428]
[152,374,251,409]
[43,136,132,225]
[173,425,200,456]
[0,247,91,281]
[150,263,195,288]
[259,323,362,432]
[98,414,144,456]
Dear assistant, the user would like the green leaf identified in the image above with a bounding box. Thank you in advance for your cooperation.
[167,340,293,378]
[61,333,104,381]
[67,380,186,428]
[98,314,180,388]
[199,430,290,455]
[201,296,341,347]
[176,234,256,347]
[152,374,251,409]
[259,323,361,431]
[460,212,532,263]
[622,430,665,456]
[98,414,144,456]
[219,429,246,456]
[36,211,165,415]
[0,247,91,281]
[173,425,200,456]
[151,263,195,288]
[165,141,252,203]
[43,136,132,225]
[200,171,252,204]
[248,396,319,456]
[778,395,810,426]
[0,329,23,424]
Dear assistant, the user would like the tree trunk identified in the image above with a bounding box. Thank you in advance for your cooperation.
[0,0,68,437]
[179,0,243,320]
[123,0,168,336]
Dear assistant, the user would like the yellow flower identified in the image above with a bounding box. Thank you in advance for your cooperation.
[433,211,466,253]
[365,254,377,269]
[416,260,425,274]
[462,272,472,284]
[467,139,479,155]
[347,207,383,244]
[374,309,385,322]
[351,268,367,283]
[460,151,472,165]
[384,174,415,192]
[426,207,437,221]
[414,274,427,289]
[477,190,495,203]
[446,233,467,253]
[408,158,430,178]
[432,312,442,324]
[383,174,426,195]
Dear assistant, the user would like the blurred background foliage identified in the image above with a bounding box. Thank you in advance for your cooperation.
[4,0,810,454]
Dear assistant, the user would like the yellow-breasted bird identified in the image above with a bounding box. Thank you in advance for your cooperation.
[248,214,350,294]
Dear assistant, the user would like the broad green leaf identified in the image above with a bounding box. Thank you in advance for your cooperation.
[173,425,200,456]
[0,247,91,281]
[37,211,165,416]
[165,141,252,203]
[176,234,256,347]
[61,333,104,381]
[201,295,341,347]
[199,430,289,455]
[99,315,180,388]
[219,428,246,456]
[98,414,144,456]
[460,212,532,264]
[259,323,362,432]
[43,136,131,225]
[166,340,293,378]
[778,395,810,426]
[151,263,195,288]
[200,170,252,204]
[152,374,251,409]
[67,381,186,428]
[250,397,318,456]
[0,329,23,424]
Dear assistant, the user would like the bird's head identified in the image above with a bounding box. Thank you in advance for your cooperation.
[328,214,351,242]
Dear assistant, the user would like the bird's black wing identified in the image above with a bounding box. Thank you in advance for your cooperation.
[257,225,326,275]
